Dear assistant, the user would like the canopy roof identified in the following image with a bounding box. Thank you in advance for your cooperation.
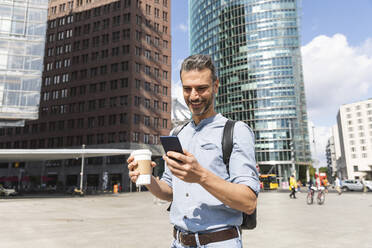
[0,149,133,162]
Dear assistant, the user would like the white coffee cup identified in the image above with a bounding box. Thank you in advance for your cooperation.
[131,149,152,186]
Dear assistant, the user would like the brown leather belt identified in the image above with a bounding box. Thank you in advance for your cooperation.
[173,227,239,246]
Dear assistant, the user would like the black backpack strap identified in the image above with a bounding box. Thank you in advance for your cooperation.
[171,122,189,136]
[222,120,236,174]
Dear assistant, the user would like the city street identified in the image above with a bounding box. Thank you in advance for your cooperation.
[0,191,371,248]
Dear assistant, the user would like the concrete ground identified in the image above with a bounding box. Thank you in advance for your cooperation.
[1,191,371,248]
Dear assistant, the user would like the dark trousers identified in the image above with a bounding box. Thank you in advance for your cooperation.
[289,187,296,198]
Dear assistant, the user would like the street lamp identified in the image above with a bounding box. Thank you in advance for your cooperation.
[79,144,86,194]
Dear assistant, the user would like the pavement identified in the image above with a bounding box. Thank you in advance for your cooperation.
[1,191,372,248]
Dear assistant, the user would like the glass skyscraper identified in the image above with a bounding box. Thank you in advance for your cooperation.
[0,0,48,123]
[189,0,311,182]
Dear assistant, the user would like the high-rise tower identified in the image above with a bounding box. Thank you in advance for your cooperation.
[0,0,48,126]
[189,0,311,182]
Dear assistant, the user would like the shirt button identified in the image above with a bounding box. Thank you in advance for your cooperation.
[186,193,189,197]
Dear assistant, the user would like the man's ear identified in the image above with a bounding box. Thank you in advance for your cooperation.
[213,78,219,95]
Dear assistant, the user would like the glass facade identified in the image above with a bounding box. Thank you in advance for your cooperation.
[0,0,48,121]
[189,0,311,182]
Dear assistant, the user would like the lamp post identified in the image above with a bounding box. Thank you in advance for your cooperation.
[79,144,86,194]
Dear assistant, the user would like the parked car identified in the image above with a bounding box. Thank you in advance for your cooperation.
[0,186,17,196]
[341,180,363,191]
[364,180,372,191]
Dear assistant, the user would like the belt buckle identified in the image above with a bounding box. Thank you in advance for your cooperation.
[179,231,193,246]
[179,232,186,246]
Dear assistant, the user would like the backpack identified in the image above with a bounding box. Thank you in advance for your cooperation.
[171,119,257,230]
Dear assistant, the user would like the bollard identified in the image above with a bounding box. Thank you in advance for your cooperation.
[113,184,118,194]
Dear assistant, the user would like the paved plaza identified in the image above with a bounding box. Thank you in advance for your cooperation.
[1,191,371,248]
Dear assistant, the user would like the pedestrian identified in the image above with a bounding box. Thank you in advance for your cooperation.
[335,176,342,195]
[362,177,368,193]
[128,54,260,248]
[297,180,302,193]
[289,175,297,199]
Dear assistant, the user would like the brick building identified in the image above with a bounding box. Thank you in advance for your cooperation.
[0,0,172,192]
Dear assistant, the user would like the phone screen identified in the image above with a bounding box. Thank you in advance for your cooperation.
[160,136,184,154]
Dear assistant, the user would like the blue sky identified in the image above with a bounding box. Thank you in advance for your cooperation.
[171,0,372,165]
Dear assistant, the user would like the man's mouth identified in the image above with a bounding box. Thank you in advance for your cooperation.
[190,102,203,108]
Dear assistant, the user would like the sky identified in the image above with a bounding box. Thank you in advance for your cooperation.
[171,0,372,166]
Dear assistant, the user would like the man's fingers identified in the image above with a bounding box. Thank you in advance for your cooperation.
[166,151,189,163]
[151,161,157,168]
[127,156,134,164]
[129,171,140,183]
[127,161,138,171]
[168,163,187,178]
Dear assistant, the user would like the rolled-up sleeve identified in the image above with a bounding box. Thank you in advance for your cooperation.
[160,161,173,188]
[228,121,260,195]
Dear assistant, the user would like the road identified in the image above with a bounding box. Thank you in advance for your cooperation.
[0,191,371,248]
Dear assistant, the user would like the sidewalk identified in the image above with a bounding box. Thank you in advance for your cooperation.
[1,191,371,248]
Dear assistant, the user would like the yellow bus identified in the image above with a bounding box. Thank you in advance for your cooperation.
[259,174,279,190]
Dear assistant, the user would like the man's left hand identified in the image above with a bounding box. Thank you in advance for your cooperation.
[163,150,206,184]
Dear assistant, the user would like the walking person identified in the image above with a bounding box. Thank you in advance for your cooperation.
[289,175,297,199]
[335,176,342,195]
[128,54,260,248]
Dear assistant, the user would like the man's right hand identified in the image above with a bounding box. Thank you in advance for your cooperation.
[127,156,157,183]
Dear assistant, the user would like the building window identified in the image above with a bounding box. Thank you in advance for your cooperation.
[134,96,141,106]
[134,114,140,124]
[98,116,105,127]
[162,102,168,111]
[120,95,128,106]
[162,119,168,128]
[353,165,358,172]
[108,133,116,143]
[133,132,139,142]
[119,131,127,142]
[144,133,150,144]
[121,78,128,88]
[163,86,168,96]
[144,116,150,126]
[120,113,127,123]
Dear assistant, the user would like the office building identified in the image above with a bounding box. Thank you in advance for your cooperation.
[337,99,372,180]
[0,0,172,192]
[189,0,312,182]
[326,125,346,180]
[0,0,48,124]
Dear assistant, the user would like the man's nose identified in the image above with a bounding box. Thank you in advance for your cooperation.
[190,88,199,100]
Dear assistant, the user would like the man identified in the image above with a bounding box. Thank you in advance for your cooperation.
[128,54,259,247]
[335,176,342,195]
[289,175,297,199]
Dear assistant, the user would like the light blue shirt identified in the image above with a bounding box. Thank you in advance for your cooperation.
[161,113,260,233]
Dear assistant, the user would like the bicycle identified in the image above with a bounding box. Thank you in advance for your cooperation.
[306,186,325,205]
[306,186,316,205]
[316,187,325,205]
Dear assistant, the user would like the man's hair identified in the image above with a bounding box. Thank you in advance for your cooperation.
[180,54,217,82]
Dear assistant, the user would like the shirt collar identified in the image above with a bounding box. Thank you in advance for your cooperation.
[191,113,222,130]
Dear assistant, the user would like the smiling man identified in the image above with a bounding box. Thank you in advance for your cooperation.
[128,54,259,248]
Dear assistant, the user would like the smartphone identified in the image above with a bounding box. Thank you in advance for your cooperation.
[160,136,184,154]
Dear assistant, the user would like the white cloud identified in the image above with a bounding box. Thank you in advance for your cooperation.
[178,23,188,32]
[302,34,372,166]
[302,34,372,124]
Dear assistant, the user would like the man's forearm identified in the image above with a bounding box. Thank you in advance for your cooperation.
[199,169,257,214]
[145,176,173,202]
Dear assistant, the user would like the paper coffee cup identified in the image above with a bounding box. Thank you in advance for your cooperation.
[131,149,152,186]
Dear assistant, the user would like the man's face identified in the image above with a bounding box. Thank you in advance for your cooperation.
[181,68,218,118]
